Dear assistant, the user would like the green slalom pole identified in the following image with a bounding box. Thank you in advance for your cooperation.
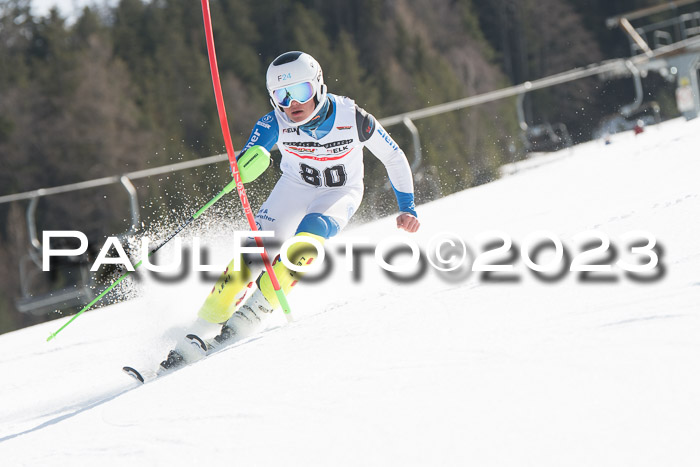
[47,180,237,342]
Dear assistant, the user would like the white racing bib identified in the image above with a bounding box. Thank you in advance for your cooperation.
[276,96,365,190]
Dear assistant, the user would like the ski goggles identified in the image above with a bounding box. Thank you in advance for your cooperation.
[271,81,315,107]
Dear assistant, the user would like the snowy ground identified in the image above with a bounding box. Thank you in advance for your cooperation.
[1,117,699,466]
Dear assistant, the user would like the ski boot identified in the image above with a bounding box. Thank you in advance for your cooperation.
[160,349,185,370]
[214,288,275,345]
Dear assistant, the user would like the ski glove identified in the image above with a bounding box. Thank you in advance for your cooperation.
[237,145,271,183]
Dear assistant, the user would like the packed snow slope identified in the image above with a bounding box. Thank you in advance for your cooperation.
[1,117,699,466]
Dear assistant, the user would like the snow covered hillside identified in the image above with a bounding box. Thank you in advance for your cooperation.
[1,117,699,466]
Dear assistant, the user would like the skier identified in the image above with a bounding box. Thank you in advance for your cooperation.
[163,51,420,368]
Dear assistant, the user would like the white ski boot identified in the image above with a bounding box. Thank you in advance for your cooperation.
[215,288,275,344]
[165,318,222,367]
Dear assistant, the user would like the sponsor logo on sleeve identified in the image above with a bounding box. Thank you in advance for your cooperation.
[377,128,398,151]
[243,128,261,151]
[257,114,274,130]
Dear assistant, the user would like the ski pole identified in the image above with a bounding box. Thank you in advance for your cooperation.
[47,180,238,342]
[200,0,292,320]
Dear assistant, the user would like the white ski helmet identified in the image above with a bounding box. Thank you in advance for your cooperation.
[266,51,328,127]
